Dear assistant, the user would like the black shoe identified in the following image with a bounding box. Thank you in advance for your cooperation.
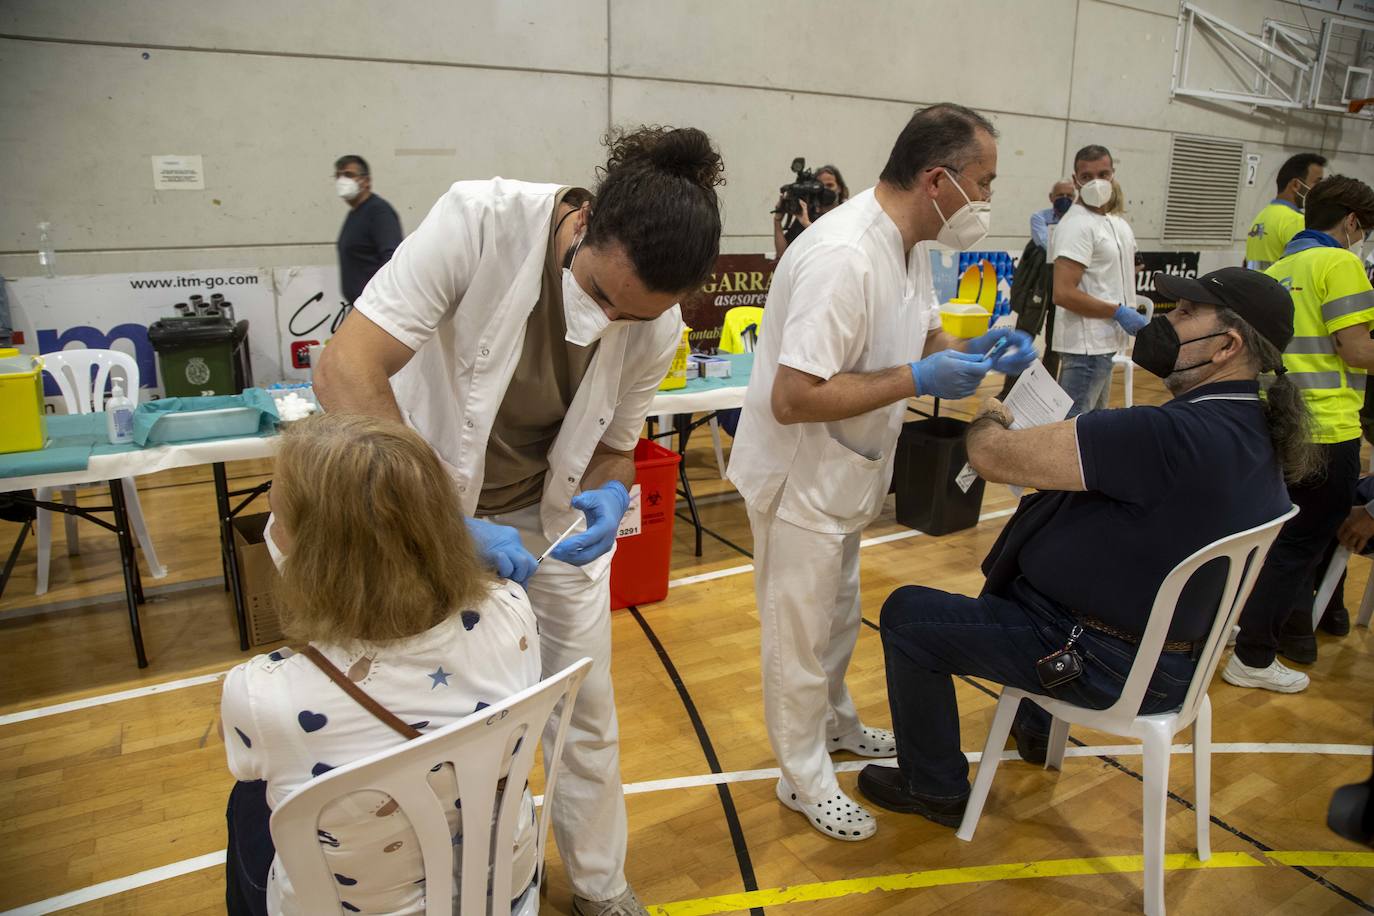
[1009,721,1049,766]
[1278,633,1318,665]
[856,764,968,828]
[1319,605,1351,637]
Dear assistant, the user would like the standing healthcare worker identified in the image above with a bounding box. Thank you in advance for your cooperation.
[727,103,1035,842]
[314,126,725,916]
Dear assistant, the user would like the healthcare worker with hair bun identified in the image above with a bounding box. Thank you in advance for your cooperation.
[727,103,1034,842]
[315,126,725,916]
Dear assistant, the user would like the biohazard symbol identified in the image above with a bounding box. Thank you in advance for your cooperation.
[647,491,662,507]
[185,357,212,385]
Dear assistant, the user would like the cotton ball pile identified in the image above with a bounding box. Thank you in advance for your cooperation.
[274,391,318,422]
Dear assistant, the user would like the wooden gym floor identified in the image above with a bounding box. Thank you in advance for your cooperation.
[2,373,1372,915]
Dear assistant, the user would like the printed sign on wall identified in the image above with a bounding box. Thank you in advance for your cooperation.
[5,269,277,403]
[151,155,205,190]
[271,266,347,382]
[679,254,777,352]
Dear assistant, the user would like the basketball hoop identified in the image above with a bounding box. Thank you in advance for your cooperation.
[1349,97,1374,114]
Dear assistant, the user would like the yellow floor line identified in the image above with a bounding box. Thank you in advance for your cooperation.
[1266,851,1374,868]
[649,852,1264,915]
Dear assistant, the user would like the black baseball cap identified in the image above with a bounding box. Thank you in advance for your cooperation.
[1152,267,1294,352]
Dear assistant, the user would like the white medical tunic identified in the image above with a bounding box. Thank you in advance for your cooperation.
[353,178,684,548]
[1050,202,1137,356]
[727,189,937,535]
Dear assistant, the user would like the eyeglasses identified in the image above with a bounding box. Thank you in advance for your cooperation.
[939,166,994,201]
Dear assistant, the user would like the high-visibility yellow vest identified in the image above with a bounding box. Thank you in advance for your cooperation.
[1246,201,1305,270]
[1266,243,1374,444]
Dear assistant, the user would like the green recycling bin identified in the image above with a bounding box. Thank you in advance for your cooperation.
[148,316,254,397]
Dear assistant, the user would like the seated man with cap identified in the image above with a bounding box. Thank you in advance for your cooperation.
[858,268,1309,826]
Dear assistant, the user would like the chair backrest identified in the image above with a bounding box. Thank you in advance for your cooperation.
[720,306,765,355]
[270,658,591,916]
[1099,505,1297,732]
[40,349,140,415]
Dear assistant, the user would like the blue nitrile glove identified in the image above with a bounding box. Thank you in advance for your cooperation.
[910,350,994,400]
[967,327,1038,375]
[465,517,537,587]
[1114,303,1149,335]
[549,480,631,566]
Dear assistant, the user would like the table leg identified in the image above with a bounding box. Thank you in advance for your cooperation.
[675,414,703,557]
[1,519,33,600]
[108,479,149,669]
[214,463,251,651]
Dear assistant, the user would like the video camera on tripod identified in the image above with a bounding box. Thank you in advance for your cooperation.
[774,158,837,225]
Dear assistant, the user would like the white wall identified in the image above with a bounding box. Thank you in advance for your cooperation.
[2,0,1372,278]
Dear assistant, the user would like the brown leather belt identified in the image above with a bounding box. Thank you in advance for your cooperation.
[1077,616,1197,654]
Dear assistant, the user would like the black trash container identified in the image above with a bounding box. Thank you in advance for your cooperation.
[148,316,253,397]
[893,417,986,535]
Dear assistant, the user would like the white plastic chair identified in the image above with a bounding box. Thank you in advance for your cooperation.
[270,658,591,916]
[36,349,166,595]
[1112,295,1156,408]
[1311,544,1374,632]
[957,505,1297,916]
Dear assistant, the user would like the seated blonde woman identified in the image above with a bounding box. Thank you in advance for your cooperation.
[221,414,541,916]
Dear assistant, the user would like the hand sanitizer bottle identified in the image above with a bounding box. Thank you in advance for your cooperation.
[105,382,135,444]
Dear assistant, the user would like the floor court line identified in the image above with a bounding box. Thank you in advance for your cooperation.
[0,505,1022,722]
[2,850,227,916]
[646,852,1270,916]
[13,847,1372,916]
[0,671,227,726]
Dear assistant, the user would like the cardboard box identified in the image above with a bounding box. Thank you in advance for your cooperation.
[231,512,285,646]
[689,354,732,379]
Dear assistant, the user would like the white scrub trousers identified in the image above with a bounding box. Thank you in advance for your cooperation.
[487,504,629,903]
[748,500,865,804]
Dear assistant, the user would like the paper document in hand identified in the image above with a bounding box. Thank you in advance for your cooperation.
[1003,360,1073,430]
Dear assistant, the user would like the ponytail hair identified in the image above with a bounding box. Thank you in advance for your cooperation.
[585,125,726,293]
[1218,308,1322,484]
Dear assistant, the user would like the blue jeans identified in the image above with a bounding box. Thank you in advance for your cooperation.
[878,578,1197,798]
[1057,352,1115,418]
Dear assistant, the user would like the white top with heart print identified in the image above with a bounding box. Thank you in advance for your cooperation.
[221,579,541,915]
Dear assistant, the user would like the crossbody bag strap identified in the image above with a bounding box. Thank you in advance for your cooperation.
[297,645,422,741]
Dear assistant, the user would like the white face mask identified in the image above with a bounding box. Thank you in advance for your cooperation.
[1346,222,1368,260]
[335,177,361,200]
[933,168,992,250]
[1079,178,1113,208]
[264,513,288,573]
[562,237,612,346]
[1295,179,1312,209]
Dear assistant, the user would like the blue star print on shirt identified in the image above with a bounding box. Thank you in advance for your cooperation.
[428,666,452,689]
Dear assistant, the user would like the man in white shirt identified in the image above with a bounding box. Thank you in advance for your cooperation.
[1050,145,1145,417]
[727,103,1035,842]
[315,127,725,916]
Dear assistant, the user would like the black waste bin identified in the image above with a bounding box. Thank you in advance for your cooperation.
[148,317,253,397]
[893,417,985,535]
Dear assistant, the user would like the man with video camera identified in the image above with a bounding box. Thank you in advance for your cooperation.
[773,159,849,258]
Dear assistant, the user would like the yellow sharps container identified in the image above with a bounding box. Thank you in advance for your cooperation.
[0,349,47,454]
[658,326,692,391]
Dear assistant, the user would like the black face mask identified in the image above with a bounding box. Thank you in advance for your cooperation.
[1131,316,1228,379]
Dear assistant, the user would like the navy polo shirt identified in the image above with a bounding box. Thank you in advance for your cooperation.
[1018,380,1289,642]
[337,194,403,303]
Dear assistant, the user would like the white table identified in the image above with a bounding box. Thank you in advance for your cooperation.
[644,356,752,556]
[1,435,281,667]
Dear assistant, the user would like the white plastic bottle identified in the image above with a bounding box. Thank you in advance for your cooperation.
[105,382,134,444]
[37,222,56,278]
